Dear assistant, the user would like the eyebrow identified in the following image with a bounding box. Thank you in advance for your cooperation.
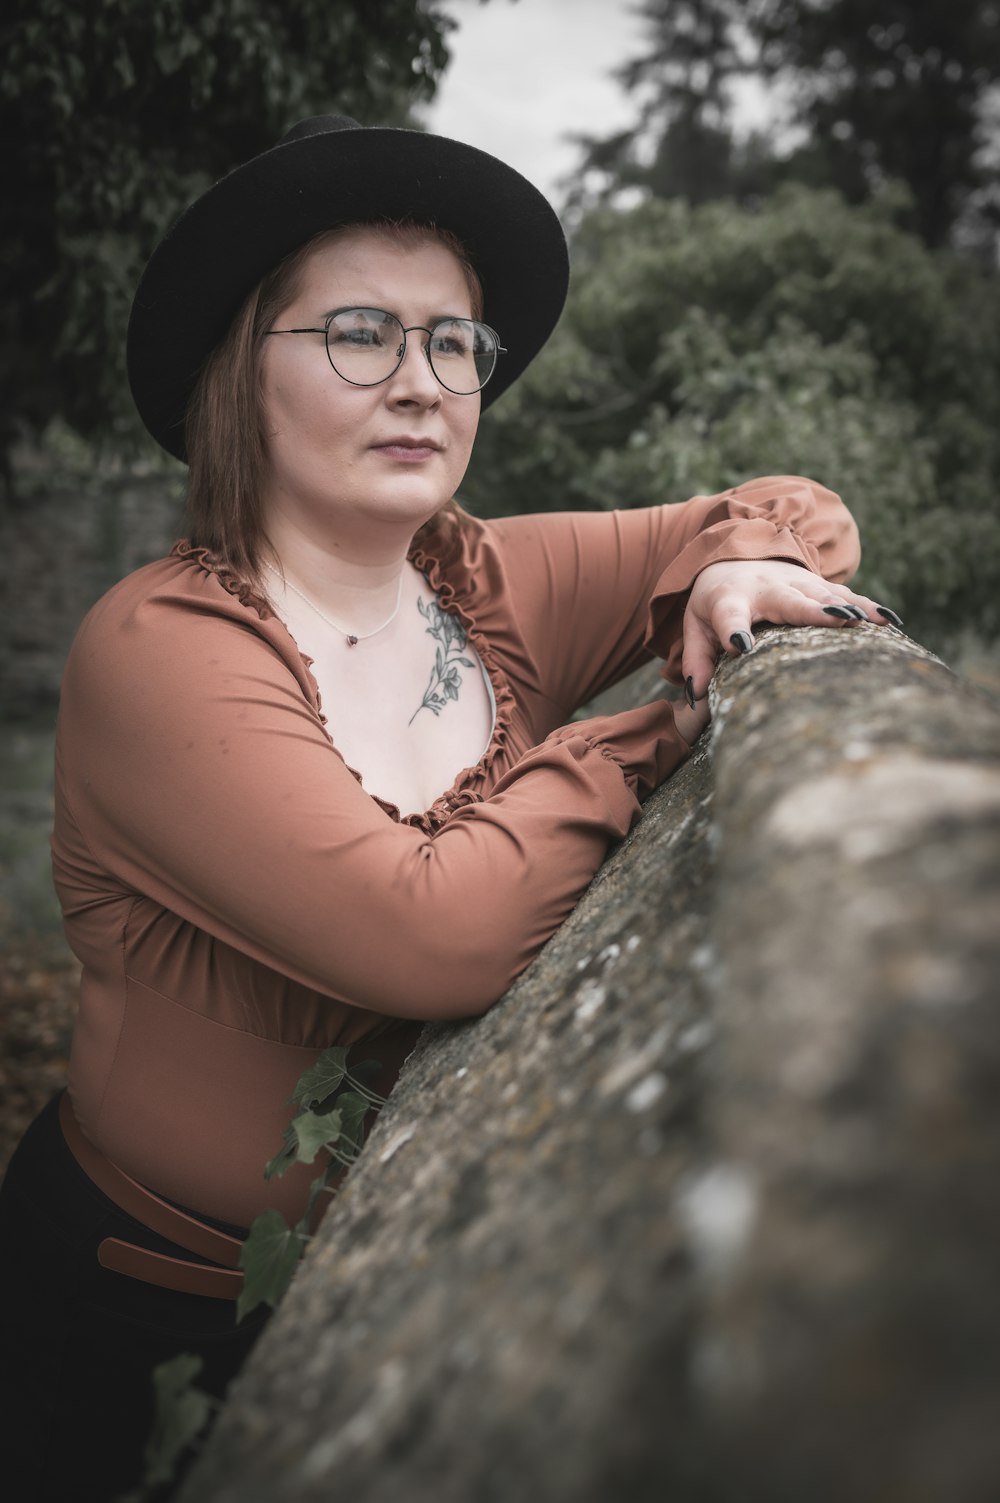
[321,305,474,325]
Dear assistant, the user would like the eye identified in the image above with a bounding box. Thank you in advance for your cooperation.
[430,320,474,359]
[331,324,384,349]
[328,309,396,350]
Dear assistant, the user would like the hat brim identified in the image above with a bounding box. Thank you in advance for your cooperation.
[127,122,569,461]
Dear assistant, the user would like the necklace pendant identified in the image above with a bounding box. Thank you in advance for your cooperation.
[346,634,359,648]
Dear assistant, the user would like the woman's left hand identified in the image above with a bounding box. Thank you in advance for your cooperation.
[681,559,902,704]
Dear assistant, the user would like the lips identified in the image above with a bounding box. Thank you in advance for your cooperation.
[373,435,442,452]
[371,435,443,463]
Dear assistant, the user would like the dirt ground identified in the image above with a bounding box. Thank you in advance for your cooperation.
[0,935,79,1177]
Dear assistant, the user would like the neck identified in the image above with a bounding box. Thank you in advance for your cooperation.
[262,514,416,630]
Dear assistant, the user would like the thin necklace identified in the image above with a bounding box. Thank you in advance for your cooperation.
[262,560,404,647]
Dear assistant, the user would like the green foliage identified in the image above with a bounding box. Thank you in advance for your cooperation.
[238,1042,388,1319]
[463,186,1000,650]
[130,1041,388,1493]
[142,1353,217,1489]
[288,1043,354,1107]
[237,1207,307,1322]
[1,0,455,456]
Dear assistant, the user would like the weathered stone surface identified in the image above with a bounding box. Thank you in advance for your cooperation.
[180,625,1000,1503]
[2,461,184,715]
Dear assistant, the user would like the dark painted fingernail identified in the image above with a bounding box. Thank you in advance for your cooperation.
[822,605,853,620]
[684,675,696,709]
[845,605,868,621]
[876,605,904,627]
[730,632,753,655]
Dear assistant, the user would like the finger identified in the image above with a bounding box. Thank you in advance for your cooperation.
[680,607,724,701]
[747,583,879,632]
[775,575,903,627]
[708,584,829,648]
[673,695,711,748]
[835,591,904,627]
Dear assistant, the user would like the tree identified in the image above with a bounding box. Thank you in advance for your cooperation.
[569,2,1000,257]
[567,0,754,213]
[751,0,1000,252]
[0,0,455,461]
[463,186,1000,651]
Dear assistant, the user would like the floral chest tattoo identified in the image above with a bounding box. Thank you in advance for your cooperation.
[409,596,476,726]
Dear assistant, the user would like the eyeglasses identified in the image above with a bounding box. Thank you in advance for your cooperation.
[265,306,506,395]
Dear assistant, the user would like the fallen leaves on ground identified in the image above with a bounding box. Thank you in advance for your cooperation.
[0,935,79,1177]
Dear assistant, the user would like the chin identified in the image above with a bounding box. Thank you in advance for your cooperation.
[365,481,456,526]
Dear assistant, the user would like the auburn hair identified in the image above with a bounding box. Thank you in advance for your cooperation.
[183,222,484,581]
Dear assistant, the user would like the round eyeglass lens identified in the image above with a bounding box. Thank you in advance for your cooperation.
[324,308,499,393]
[325,308,404,386]
[426,318,498,394]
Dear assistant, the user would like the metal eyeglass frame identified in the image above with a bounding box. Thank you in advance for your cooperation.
[264,306,507,395]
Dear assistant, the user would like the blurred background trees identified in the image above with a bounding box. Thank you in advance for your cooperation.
[463,183,1000,650]
[570,0,1000,253]
[0,0,452,460]
[463,0,1000,654]
[3,0,998,658]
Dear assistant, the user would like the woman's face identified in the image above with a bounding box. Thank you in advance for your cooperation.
[259,227,482,545]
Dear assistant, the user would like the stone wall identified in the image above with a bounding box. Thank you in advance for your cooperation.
[2,460,184,717]
[2,463,185,934]
[179,623,1000,1503]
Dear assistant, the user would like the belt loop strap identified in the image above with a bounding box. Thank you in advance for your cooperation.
[59,1091,246,1300]
[58,1091,243,1267]
[98,1238,244,1300]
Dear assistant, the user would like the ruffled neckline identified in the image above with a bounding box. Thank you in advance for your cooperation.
[170,521,517,836]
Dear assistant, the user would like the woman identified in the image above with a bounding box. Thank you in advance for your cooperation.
[0,115,891,1501]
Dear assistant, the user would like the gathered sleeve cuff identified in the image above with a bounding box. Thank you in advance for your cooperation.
[481,474,860,707]
[642,475,861,680]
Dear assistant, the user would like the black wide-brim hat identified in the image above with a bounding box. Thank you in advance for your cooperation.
[127,115,569,462]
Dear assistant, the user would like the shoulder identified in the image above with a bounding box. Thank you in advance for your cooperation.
[72,543,281,642]
[63,546,298,707]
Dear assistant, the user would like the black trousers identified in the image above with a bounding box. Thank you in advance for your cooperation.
[0,1092,272,1502]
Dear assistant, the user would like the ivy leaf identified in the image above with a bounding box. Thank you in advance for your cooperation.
[335,1090,373,1152]
[292,1106,344,1165]
[263,1122,298,1181]
[142,1353,215,1487]
[238,1209,304,1320]
[289,1046,351,1109]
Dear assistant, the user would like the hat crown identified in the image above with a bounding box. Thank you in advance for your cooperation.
[279,115,361,146]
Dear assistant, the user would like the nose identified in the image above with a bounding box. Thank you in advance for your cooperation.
[387,328,441,406]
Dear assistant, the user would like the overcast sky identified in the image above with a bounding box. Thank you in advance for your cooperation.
[422,0,775,212]
[421,0,649,206]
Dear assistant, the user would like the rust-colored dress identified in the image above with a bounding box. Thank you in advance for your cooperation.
[53,478,859,1229]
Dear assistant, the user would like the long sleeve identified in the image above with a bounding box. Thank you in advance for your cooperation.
[54,557,689,1024]
[480,474,860,709]
[51,484,858,1225]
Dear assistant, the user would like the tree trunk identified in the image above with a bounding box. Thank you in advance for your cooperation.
[180,623,1000,1503]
